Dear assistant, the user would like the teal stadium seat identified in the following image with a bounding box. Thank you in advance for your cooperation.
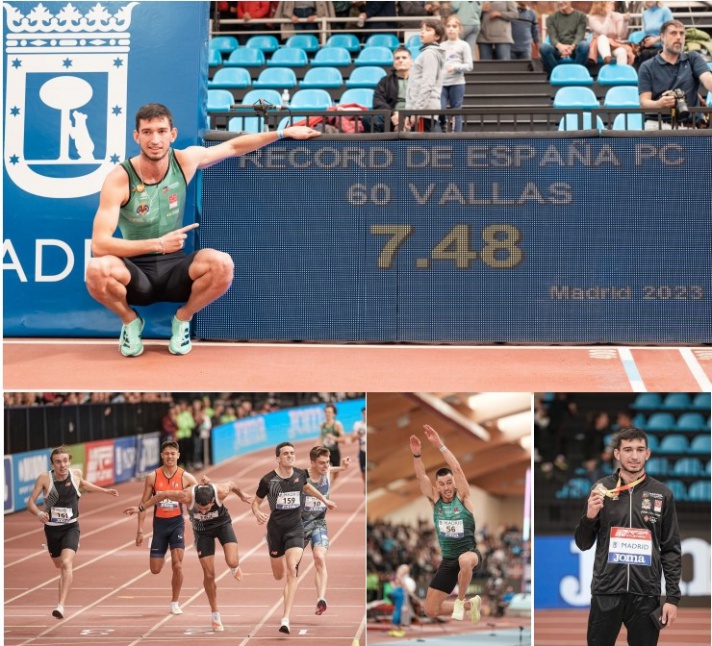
[253,67,298,89]
[299,67,344,89]
[225,48,265,67]
[208,67,251,90]
[550,63,593,86]
[339,88,374,108]
[597,63,638,86]
[672,457,702,476]
[228,116,265,134]
[267,47,308,68]
[354,46,393,67]
[207,89,234,112]
[365,33,401,50]
[290,89,334,110]
[661,393,691,410]
[555,477,592,499]
[245,35,279,54]
[345,66,387,88]
[285,34,319,54]
[630,393,662,410]
[687,480,710,501]
[604,86,642,130]
[691,392,711,411]
[645,412,676,432]
[241,89,283,108]
[689,434,711,454]
[210,36,239,56]
[554,86,603,131]
[657,435,688,454]
[663,479,686,501]
[325,33,361,54]
[208,48,223,67]
[675,412,706,432]
[312,47,352,67]
[406,34,422,48]
[645,457,668,476]
[408,46,421,59]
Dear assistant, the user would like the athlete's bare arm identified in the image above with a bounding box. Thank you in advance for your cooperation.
[135,472,156,546]
[304,482,336,509]
[26,473,50,523]
[252,495,269,525]
[411,435,437,503]
[217,481,253,504]
[423,425,472,506]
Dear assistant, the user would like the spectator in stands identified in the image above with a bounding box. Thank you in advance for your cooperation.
[575,427,681,645]
[357,1,398,37]
[236,1,273,43]
[639,19,712,129]
[440,15,473,131]
[406,18,446,131]
[175,400,196,467]
[332,0,353,30]
[587,1,633,66]
[388,564,416,637]
[213,1,238,31]
[274,2,335,39]
[635,1,674,69]
[511,1,538,61]
[476,1,517,60]
[162,403,179,442]
[449,1,483,60]
[398,1,429,32]
[538,1,589,78]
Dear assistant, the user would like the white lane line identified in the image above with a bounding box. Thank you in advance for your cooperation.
[680,348,712,391]
[618,348,646,392]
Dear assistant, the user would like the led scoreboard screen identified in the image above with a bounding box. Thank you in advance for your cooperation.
[197,137,711,344]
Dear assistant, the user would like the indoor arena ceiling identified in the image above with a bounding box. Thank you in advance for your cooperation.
[366,393,531,518]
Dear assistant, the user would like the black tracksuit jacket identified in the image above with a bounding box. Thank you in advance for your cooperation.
[574,471,681,604]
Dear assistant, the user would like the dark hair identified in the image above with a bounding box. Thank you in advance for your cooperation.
[135,103,174,130]
[612,427,649,450]
[435,467,453,479]
[660,19,685,35]
[276,441,294,457]
[310,445,331,462]
[393,45,412,59]
[50,446,71,461]
[421,18,445,42]
[161,440,179,452]
[325,403,338,414]
[194,484,215,506]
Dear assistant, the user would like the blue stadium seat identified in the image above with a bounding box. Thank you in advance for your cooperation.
[345,66,387,88]
[645,412,676,432]
[241,89,283,108]
[210,36,239,55]
[687,480,710,502]
[597,64,638,86]
[339,87,374,107]
[689,434,711,454]
[285,34,320,54]
[408,46,421,60]
[630,393,662,410]
[645,434,658,451]
[628,30,646,45]
[604,86,640,108]
[657,435,688,454]
[645,457,668,476]
[631,413,647,428]
[228,116,265,134]
[311,47,352,67]
[406,34,422,48]
[225,48,265,67]
[299,67,344,89]
[207,89,234,112]
[675,412,706,432]
[245,35,280,53]
[555,477,592,499]
[554,87,602,131]
[661,393,692,410]
[672,457,703,476]
[253,67,298,89]
[290,89,334,110]
[267,47,309,68]
[208,48,223,67]
[691,392,711,411]
[208,67,252,90]
[354,46,393,67]
[663,479,686,501]
[365,33,401,51]
[612,113,644,130]
[325,33,361,53]
[550,64,594,87]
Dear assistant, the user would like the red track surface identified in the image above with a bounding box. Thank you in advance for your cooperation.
[4,439,366,646]
[4,342,712,391]
[535,608,711,646]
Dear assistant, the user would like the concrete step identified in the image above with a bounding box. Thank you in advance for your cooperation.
[467,80,552,96]
[464,94,552,107]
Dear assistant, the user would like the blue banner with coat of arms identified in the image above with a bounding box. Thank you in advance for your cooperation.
[3,1,209,337]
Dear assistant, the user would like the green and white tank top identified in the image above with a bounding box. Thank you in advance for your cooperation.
[433,493,476,559]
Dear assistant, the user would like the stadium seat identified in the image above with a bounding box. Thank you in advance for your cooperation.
[241,89,283,109]
[267,47,309,68]
[627,30,646,46]
[604,86,640,108]
[325,33,361,53]
[691,392,711,411]
[290,89,334,110]
[687,480,710,502]
[253,67,298,90]
[207,89,234,112]
[225,48,265,67]
[630,393,662,411]
[689,434,711,454]
[631,413,647,428]
[550,64,594,86]
[597,63,638,86]
[285,34,320,54]
[339,88,374,108]
[645,412,676,432]
[661,393,691,410]
[645,457,668,476]
[555,477,592,499]
[365,33,400,51]
[299,67,344,89]
[245,35,279,54]
[210,36,239,56]
[672,457,702,476]
[406,34,422,48]
[311,47,352,67]
[408,46,421,60]
[554,86,602,131]
[663,479,686,501]
[657,435,688,454]
[675,412,706,432]
[612,113,644,130]
[228,116,265,134]
[345,66,387,88]
[354,46,393,67]
[208,48,223,67]
[208,67,252,90]
[645,434,658,451]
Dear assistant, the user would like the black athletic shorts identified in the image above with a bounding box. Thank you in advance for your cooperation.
[123,250,197,306]
[328,448,341,467]
[267,520,304,558]
[194,523,237,559]
[587,593,662,646]
[429,548,483,594]
[44,522,80,558]
[150,515,185,558]
[359,450,366,473]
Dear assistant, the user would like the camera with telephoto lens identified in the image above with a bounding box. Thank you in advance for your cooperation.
[662,89,690,120]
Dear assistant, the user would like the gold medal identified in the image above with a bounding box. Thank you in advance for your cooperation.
[136,183,145,192]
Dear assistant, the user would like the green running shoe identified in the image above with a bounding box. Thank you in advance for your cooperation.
[119,314,144,357]
[168,316,192,355]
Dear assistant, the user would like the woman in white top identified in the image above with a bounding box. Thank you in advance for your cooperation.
[588,1,634,66]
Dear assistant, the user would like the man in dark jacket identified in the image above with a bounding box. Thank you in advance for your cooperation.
[574,427,681,646]
[371,46,413,132]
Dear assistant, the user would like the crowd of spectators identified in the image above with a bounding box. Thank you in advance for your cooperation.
[367,518,527,617]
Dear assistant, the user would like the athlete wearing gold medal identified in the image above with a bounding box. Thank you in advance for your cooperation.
[575,427,681,646]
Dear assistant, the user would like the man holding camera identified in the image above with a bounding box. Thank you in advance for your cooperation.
[638,20,712,129]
